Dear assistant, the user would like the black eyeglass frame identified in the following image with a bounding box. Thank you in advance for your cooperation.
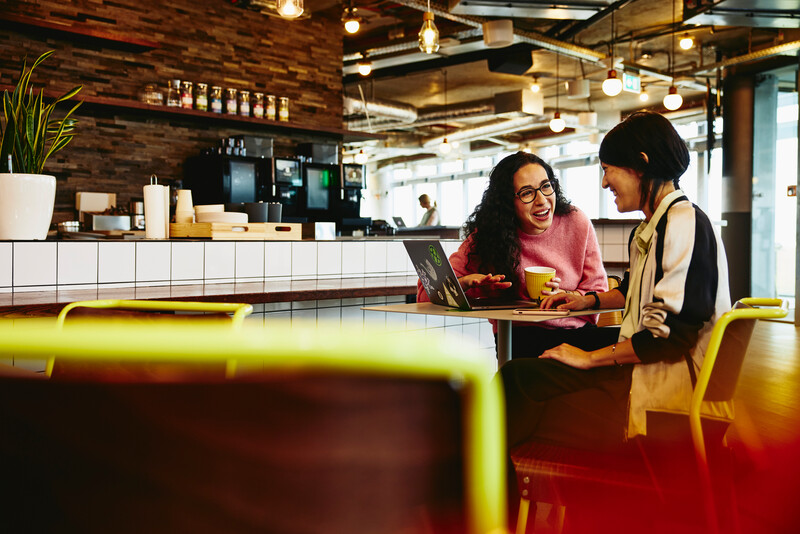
[514,181,555,204]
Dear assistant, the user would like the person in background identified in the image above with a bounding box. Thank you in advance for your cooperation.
[418,194,439,226]
[416,151,613,358]
[501,110,731,453]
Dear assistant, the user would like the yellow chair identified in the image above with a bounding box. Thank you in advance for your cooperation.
[49,299,253,378]
[0,319,506,534]
[511,298,787,534]
[595,275,623,328]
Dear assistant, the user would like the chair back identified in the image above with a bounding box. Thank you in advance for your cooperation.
[596,275,623,328]
[0,320,506,534]
[703,301,757,401]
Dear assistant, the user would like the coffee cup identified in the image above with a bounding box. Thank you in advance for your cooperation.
[524,266,556,302]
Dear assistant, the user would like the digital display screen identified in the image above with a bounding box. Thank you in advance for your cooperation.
[274,158,302,186]
[229,160,256,203]
[306,168,329,210]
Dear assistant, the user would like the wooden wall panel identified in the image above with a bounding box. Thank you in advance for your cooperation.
[0,0,343,221]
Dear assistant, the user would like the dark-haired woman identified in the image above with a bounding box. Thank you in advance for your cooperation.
[415,151,614,359]
[501,111,732,451]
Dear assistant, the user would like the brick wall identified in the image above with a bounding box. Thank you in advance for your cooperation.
[0,0,343,221]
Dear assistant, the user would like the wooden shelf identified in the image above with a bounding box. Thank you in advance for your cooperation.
[0,13,160,52]
[77,94,385,142]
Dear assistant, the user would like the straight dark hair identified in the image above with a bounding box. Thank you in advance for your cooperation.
[599,111,689,214]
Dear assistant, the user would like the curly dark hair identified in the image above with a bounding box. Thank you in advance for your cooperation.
[462,151,574,288]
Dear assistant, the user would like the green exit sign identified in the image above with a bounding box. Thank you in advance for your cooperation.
[622,72,641,94]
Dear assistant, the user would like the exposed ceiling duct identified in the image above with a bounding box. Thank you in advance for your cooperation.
[343,96,418,125]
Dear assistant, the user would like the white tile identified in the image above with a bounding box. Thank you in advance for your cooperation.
[263,301,292,312]
[136,241,171,282]
[364,241,388,274]
[171,242,204,281]
[292,300,318,310]
[205,241,235,280]
[265,242,292,277]
[386,241,408,274]
[341,305,364,327]
[603,244,626,262]
[235,241,265,279]
[317,306,341,326]
[13,242,56,286]
[291,308,317,323]
[291,241,317,278]
[98,242,136,284]
[604,226,626,245]
[341,242,365,277]
[317,241,342,276]
[426,314,445,328]
[593,225,604,243]
[0,243,11,287]
[442,240,461,257]
[57,242,98,285]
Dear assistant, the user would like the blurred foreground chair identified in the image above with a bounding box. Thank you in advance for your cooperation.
[0,319,506,534]
[511,298,787,534]
[49,299,253,378]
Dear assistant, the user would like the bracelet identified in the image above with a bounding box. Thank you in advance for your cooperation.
[612,343,622,367]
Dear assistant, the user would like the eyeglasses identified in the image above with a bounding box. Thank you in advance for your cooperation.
[514,181,554,204]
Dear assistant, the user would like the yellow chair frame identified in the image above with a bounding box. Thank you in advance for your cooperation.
[1,319,507,534]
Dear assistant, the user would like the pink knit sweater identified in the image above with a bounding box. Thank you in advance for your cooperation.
[416,208,608,331]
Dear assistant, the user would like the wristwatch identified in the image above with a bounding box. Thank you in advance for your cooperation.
[586,291,601,310]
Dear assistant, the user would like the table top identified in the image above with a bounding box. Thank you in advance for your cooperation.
[362,302,609,322]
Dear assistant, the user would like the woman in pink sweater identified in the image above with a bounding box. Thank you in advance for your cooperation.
[416,151,614,358]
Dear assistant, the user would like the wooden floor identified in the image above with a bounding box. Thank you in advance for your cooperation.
[726,319,800,533]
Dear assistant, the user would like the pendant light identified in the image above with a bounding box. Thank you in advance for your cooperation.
[354,149,368,164]
[357,57,372,76]
[530,77,541,93]
[419,0,440,54]
[663,0,683,110]
[343,1,361,34]
[679,32,694,50]
[549,54,566,133]
[276,0,303,19]
[439,69,451,154]
[602,10,623,97]
[639,85,650,102]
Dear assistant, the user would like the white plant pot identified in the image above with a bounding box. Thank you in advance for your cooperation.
[0,173,56,240]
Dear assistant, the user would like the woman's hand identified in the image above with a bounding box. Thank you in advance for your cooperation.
[458,273,513,291]
[539,291,592,311]
[540,344,594,369]
[540,276,561,296]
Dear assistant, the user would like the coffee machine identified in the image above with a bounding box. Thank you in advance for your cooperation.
[269,157,304,221]
[333,163,364,222]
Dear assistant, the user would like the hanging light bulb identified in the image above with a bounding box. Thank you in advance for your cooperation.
[418,0,439,54]
[530,77,541,93]
[354,149,368,164]
[276,0,303,19]
[602,11,622,97]
[357,58,372,76]
[602,70,623,96]
[342,3,361,34]
[663,85,683,110]
[439,137,452,154]
[680,33,694,50]
[639,85,649,102]
[549,111,566,133]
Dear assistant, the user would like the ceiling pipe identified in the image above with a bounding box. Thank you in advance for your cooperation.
[393,0,606,64]
[422,116,543,149]
[343,96,418,124]
[683,39,800,76]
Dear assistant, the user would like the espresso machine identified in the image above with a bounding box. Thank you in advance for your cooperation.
[269,157,304,221]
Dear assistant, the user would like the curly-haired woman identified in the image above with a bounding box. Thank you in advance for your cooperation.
[416,151,615,358]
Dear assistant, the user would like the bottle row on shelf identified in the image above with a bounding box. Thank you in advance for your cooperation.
[138,80,290,121]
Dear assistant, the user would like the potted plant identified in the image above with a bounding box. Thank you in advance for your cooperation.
[0,50,82,240]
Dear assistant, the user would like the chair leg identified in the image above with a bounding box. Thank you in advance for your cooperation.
[551,504,566,534]
[516,497,531,534]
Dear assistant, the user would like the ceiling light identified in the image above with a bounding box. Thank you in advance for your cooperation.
[663,85,682,110]
[549,112,566,133]
[680,33,694,50]
[342,2,361,34]
[419,1,439,54]
[276,0,303,19]
[602,70,623,96]
[357,59,372,76]
[639,86,649,102]
[354,149,368,164]
[530,77,541,92]
[439,137,452,154]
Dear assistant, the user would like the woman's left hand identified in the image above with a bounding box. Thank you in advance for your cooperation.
[540,343,594,369]
[540,276,561,295]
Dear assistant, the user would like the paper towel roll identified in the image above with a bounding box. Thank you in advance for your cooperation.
[144,184,167,239]
[163,184,170,237]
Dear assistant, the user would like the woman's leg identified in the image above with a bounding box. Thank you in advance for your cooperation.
[498,358,631,449]
[498,324,621,359]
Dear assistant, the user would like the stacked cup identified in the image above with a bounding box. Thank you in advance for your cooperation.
[175,190,194,223]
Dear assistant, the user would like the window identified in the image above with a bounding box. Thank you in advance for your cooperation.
[440,180,464,226]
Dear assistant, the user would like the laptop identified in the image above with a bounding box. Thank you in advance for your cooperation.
[393,216,407,228]
[404,240,539,311]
